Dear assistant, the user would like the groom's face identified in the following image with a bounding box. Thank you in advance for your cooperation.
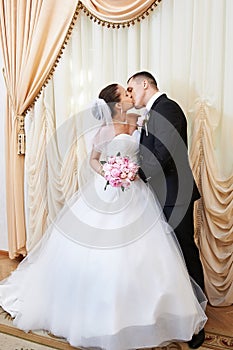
[127,78,146,109]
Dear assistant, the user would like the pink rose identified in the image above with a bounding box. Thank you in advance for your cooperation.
[111,168,121,177]
[116,157,124,165]
[103,170,111,180]
[127,171,136,181]
[119,166,127,173]
[128,162,138,171]
[109,178,122,187]
[103,163,113,172]
[122,157,129,163]
[113,162,121,168]
[108,156,116,164]
[120,172,127,179]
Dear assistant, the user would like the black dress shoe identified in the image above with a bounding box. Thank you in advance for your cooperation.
[188,329,205,349]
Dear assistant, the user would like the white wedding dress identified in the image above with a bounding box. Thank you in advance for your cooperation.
[0,131,207,350]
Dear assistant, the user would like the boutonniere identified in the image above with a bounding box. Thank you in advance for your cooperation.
[137,113,149,136]
[144,117,149,136]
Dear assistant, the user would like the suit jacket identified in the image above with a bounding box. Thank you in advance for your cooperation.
[139,94,200,209]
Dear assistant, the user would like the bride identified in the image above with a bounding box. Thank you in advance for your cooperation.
[0,83,207,350]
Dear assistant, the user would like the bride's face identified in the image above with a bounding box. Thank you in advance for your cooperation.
[118,85,134,112]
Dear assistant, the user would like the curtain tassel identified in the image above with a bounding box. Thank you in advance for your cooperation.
[17,115,26,155]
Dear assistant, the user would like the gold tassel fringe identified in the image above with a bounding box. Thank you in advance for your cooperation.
[78,0,162,28]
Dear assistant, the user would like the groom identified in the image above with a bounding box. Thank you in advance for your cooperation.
[127,71,205,349]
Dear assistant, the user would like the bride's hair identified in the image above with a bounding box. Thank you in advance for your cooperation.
[98,83,121,117]
[91,84,121,152]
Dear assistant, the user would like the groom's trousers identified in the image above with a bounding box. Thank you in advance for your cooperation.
[163,201,205,291]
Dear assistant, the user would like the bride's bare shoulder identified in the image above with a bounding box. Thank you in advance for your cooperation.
[93,124,115,144]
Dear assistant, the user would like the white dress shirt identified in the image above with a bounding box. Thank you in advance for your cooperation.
[146,91,164,113]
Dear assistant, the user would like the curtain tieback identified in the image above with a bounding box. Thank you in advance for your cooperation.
[2,70,26,155]
[17,115,26,155]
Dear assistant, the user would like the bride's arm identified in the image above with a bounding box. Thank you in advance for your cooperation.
[90,147,104,176]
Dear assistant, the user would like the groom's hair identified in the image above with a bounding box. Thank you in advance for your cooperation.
[127,71,157,88]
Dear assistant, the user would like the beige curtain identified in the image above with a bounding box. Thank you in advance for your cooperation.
[0,0,79,258]
[186,0,233,306]
[190,103,233,306]
[80,0,160,23]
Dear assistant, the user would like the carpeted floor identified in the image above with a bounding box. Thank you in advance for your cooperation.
[0,332,56,350]
[0,307,233,350]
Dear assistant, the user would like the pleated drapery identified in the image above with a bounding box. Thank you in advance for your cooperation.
[190,102,233,306]
[0,0,79,258]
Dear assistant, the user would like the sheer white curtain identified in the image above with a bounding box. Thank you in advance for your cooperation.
[24,0,232,306]
[0,48,8,251]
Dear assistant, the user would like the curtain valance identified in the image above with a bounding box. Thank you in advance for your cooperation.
[80,0,162,27]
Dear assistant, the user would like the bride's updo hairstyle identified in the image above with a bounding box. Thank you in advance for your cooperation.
[98,83,121,117]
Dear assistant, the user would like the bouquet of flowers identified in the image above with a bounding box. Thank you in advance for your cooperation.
[101,152,139,191]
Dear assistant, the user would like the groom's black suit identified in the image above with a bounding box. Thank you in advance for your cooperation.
[139,93,204,290]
